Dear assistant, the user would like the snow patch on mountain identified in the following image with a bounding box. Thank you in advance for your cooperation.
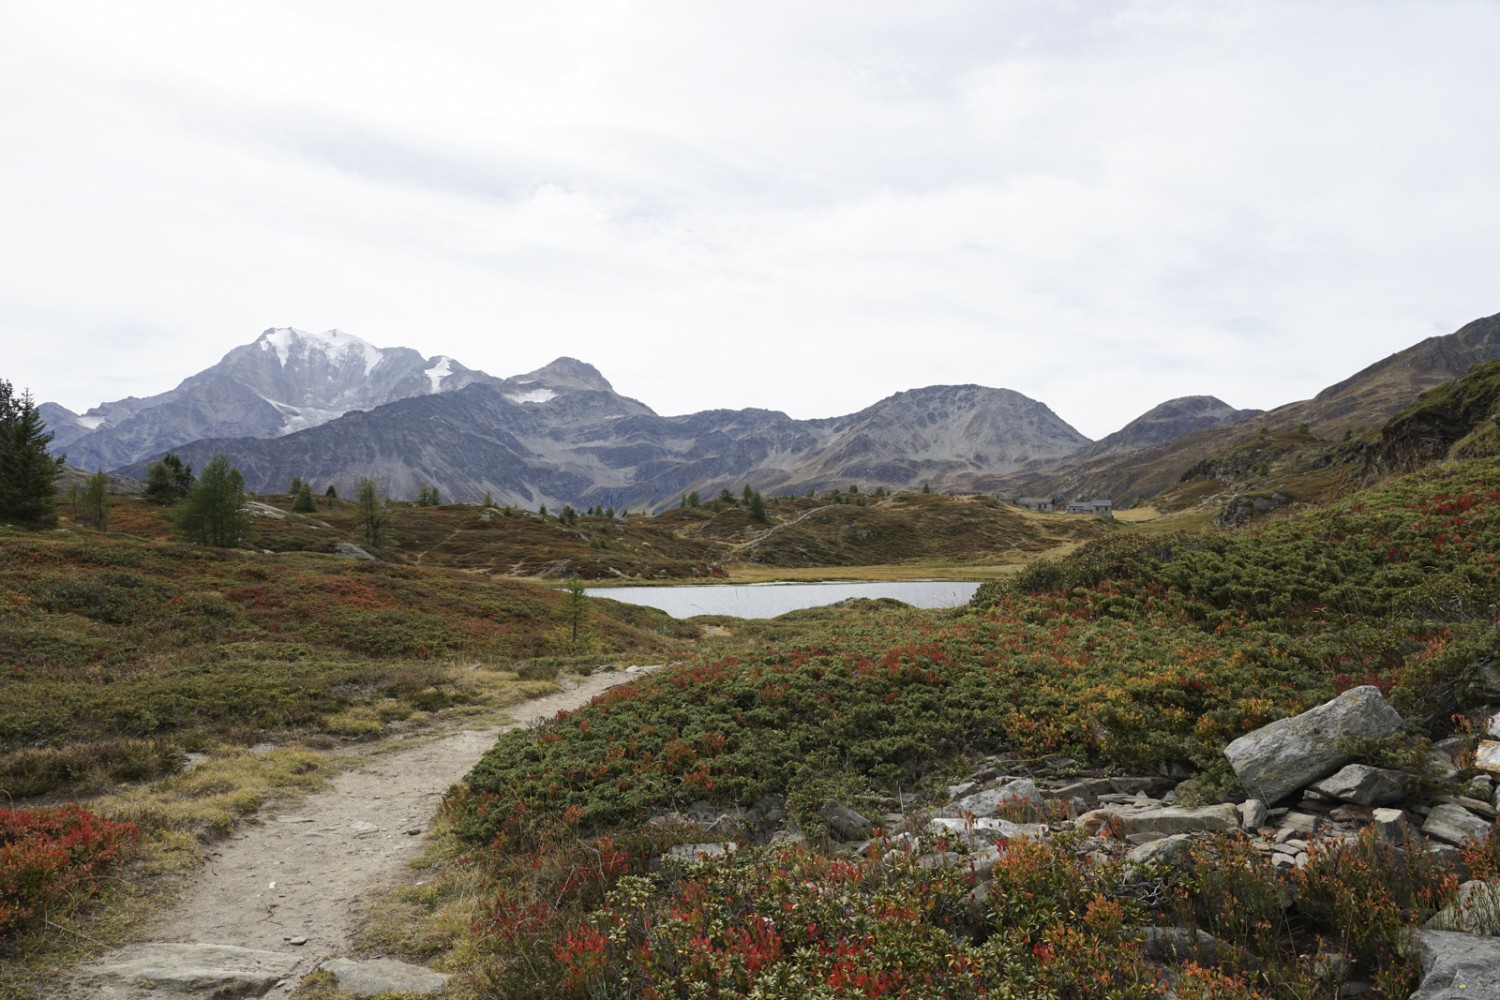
[261,327,383,374]
[507,388,557,404]
[76,415,106,430]
[425,357,454,393]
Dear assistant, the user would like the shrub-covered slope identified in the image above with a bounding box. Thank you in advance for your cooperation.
[444,456,1500,998]
[456,457,1500,847]
[0,522,688,799]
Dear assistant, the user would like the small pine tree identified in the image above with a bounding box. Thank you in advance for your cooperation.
[482,491,496,508]
[0,380,65,527]
[560,505,578,526]
[748,491,767,523]
[718,488,735,506]
[289,476,304,495]
[538,504,548,517]
[922,483,932,494]
[325,484,338,499]
[175,455,252,547]
[78,471,110,529]
[291,482,316,513]
[144,454,194,505]
[687,491,700,508]
[741,484,753,505]
[604,507,615,519]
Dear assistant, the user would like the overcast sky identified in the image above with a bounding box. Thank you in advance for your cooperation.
[4,1,1498,439]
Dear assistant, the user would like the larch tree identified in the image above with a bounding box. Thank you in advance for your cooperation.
[175,454,252,547]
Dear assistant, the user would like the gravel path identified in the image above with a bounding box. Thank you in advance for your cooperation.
[61,669,652,999]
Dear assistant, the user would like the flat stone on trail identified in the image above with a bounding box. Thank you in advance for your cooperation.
[319,957,451,996]
[83,942,298,996]
[1223,686,1404,804]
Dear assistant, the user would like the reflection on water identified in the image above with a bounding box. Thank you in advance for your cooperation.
[583,580,981,620]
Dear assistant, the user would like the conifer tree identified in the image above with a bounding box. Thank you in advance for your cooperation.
[144,454,194,505]
[748,491,767,523]
[0,379,65,527]
[291,482,316,513]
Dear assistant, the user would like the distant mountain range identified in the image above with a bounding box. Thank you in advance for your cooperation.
[44,313,1500,511]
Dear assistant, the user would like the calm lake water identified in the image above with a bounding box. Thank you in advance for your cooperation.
[584,580,982,619]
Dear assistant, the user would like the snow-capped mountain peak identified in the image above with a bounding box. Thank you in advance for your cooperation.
[257,327,384,375]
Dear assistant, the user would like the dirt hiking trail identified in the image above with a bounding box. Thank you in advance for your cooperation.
[60,669,654,999]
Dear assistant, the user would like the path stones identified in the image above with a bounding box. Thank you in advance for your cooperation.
[1224,685,1405,804]
[83,943,298,997]
[319,957,451,996]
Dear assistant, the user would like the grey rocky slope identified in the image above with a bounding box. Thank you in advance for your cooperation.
[1071,395,1261,460]
[43,328,496,472]
[120,375,1090,511]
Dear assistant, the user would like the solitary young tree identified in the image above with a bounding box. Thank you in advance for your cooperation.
[355,477,393,546]
[560,577,589,651]
[748,491,767,523]
[175,454,252,546]
[78,471,110,530]
[0,379,65,527]
[143,453,194,505]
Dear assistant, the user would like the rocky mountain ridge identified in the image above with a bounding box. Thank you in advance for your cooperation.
[121,380,1090,512]
[42,328,498,472]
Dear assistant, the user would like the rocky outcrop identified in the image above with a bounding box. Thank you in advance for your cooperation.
[47,328,502,472]
[1223,685,1405,804]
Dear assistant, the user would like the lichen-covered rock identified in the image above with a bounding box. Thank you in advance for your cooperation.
[1223,686,1404,805]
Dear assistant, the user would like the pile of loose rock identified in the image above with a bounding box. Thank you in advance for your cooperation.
[661,686,1500,998]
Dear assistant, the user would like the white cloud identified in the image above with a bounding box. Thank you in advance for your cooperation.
[2,1,1498,439]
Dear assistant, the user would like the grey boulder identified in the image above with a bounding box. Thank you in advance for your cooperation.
[1223,686,1404,805]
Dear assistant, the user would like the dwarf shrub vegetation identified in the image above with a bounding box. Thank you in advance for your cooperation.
[450,458,1500,995]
